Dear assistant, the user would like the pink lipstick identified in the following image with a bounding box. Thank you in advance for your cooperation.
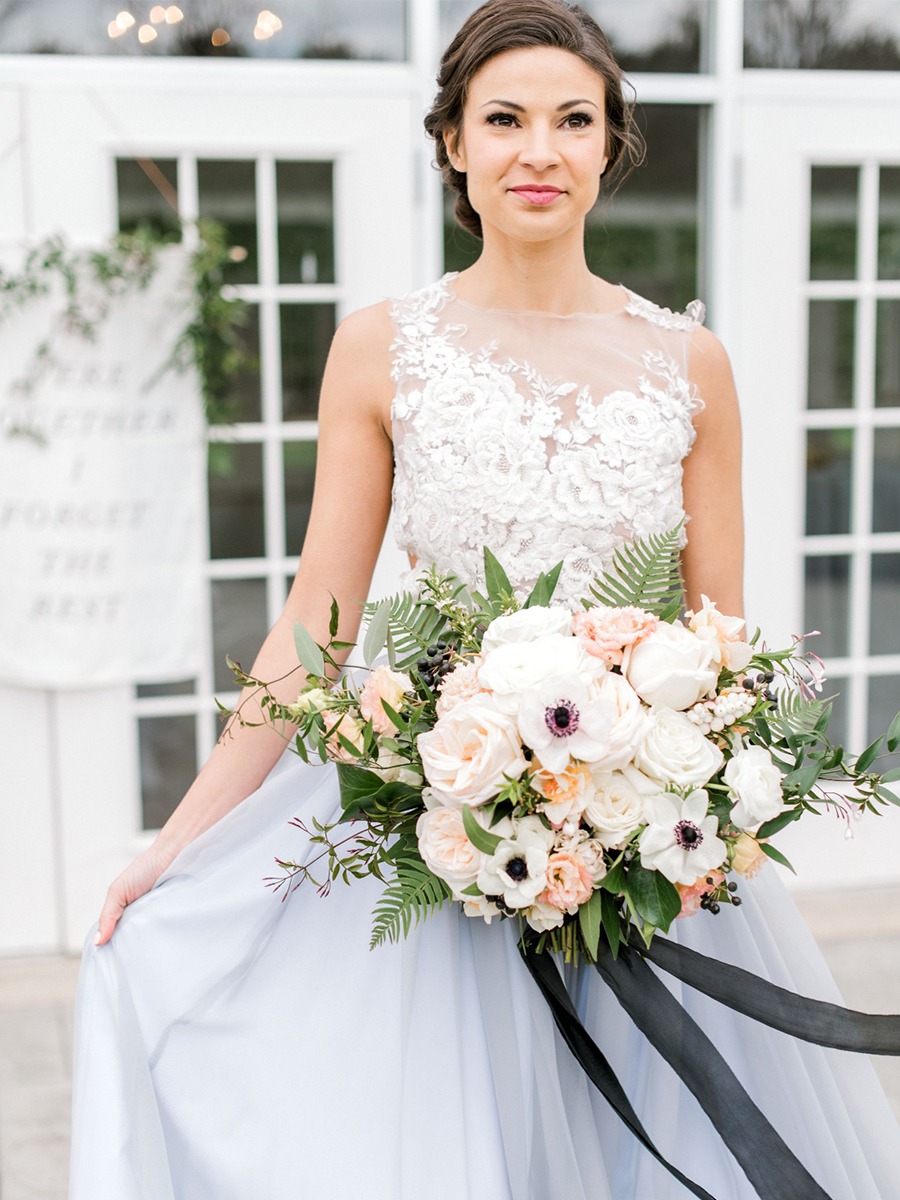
[509,186,563,206]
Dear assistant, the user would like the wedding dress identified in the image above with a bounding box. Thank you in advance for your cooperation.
[69,274,900,1200]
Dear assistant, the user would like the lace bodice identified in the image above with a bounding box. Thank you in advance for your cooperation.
[388,272,706,610]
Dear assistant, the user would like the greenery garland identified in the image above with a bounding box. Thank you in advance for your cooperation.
[0,219,248,430]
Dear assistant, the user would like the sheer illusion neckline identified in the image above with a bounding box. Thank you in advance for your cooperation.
[441,271,631,321]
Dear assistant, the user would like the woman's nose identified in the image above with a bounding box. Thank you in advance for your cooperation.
[518,125,560,172]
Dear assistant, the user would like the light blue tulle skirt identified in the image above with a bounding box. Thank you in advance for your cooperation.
[69,747,900,1199]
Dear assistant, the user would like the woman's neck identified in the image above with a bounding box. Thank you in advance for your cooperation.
[453,229,614,316]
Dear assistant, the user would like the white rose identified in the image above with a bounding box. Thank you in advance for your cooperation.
[416,696,528,807]
[687,595,754,673]
[482,605,573,653]
[478,633,603,716]
[635,708,725,788]
[416,807,486,891]
[724,744,784,829]
[588,672,651,771]
[622,621,719,711]
[584,770,646,849]
[374,746,420,786]
[285,686,331,720]
[526,899,567,933]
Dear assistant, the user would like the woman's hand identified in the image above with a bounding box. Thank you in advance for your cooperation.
[94,840,180,946]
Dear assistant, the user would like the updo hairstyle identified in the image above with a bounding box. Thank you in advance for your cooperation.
[424,0,644,240]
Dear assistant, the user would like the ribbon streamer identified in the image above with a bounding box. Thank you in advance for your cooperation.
[519,926,900,1199]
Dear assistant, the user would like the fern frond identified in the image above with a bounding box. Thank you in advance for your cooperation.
[768,688,830,742]
[362,592,448,670]
[369,856,452,949]
[586,527,684,616]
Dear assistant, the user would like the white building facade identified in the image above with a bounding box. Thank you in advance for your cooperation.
[1,0,899,953]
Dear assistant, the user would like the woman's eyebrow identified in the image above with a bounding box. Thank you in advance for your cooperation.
[479,98,600,111]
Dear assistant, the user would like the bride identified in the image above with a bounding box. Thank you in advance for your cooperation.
[70,2,900,1197]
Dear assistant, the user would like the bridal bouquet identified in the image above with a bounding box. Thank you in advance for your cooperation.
[235,529,900,963]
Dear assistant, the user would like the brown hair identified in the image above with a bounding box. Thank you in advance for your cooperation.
[424,0,644,239]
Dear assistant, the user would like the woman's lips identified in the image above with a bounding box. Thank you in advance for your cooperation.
[509,186,563,206]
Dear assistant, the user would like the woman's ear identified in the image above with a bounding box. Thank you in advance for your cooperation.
[599,153,609,177]
[444,129,466,173]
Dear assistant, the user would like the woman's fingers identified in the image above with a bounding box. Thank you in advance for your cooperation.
[94,883,127,946]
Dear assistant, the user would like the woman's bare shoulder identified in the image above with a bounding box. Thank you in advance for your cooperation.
[332,299,395,358]
[687,325,739,413]
[322,300,395,430]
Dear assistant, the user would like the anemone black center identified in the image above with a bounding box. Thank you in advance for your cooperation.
[554,705,570,727]
[676,820,702,849]
[505,857,528,881]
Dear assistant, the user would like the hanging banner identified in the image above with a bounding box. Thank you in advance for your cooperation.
[0,246,206,689]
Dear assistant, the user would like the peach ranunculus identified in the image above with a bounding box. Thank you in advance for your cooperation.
[539,851,594,914]
[359,665,413,735]
[417,696,529,807]
[323,710,366,763]
[675,869,725,918]
[573,606,659,667]
[436,658,486,717]
[686,594,753,673]
[731,831,768,878]
[529,758,596,828]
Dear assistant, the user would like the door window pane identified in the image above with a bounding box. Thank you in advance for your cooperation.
[211,578,268,691]
[284,442,318,556]
[745,1,900,69]
[807,300,855,409]
[876,301,900,409]
[0,1,408,59]
[281,305,337,419]
[208,442,265,558]
[198,160,258,285]
[878,166,900,280]
[804,556,850,657]
[116,158,180,237]
[868,676,900,770]
[823,678,850,750]
[872,429,900,533]
[277,162,335,284]
[806,429,853,536]
[809,167,859,281]
[216,304,262,424]
[139,715,197,830]
[870,555,900,655]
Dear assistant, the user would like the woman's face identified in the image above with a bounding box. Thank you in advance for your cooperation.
[448,46,609,245]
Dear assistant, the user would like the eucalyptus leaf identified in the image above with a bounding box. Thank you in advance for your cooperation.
[462,805,503,855]
[363,599,391,667]
[887,710,900,754]
[600,890,622,958]
[483,547,514,605]
[855,736,883,775]
[877,768,900,786]
[756,807,803,839]
[577,888,604,960]
[328,594,340,639]
[293,620,326,678]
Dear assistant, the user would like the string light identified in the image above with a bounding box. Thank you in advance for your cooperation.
[211,27,231,46]
[138,23,158,42]
[114,10,136,30]
[254,9,283,39]
[165,5,184,22]
[149,5,167,22]
[107,20,125,38]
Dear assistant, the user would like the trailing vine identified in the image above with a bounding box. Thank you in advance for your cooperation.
[0,219,249,432]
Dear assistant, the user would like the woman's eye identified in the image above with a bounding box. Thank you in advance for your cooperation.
[563,112,594,129]
[485,112,518,127]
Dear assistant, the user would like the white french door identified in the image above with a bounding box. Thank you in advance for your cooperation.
[737,79,900,889]
[0,58,418,951]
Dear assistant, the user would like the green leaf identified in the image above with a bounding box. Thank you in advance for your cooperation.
[577,888,604,961]
[293,620,326,678]
[600,857,626,894]
[585,525,684,617]
[328,594,340,639]
[756,807,803,839]
[600,890,622,958]
[855,736,883,774]
[523,561,563,609]
[627,861,682,932]
[363,599,391,667]
[760,842,796,873]
[369,857,452,949]
[782,757,821,796]
[887,710,900,754]
[336,763,384,815]
[483,546,514,605]
[874,782,900,803]
[462,805,503,855]
[877,768,900,786]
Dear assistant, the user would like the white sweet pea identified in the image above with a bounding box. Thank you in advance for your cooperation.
[417,696,528,807]
[478,634,604,717]
[477,815,554,909]
[724,743,784,829]
[623,621,718,711]
[636,708,725,788]
[638,789,727,885]
[584,770,646,849]
[516,676,615,774]
[687,595,754,673]
[482,605,573,653]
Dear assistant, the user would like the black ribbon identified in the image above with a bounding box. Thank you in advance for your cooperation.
[519,929,900,1200]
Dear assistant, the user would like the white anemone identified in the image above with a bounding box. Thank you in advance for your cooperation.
[637,789,727,885]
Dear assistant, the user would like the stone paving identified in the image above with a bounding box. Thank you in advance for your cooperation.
[1,889,899,1200]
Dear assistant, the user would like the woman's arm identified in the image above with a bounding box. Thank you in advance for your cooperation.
[680,325,745,618]
[96,301,397,943]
